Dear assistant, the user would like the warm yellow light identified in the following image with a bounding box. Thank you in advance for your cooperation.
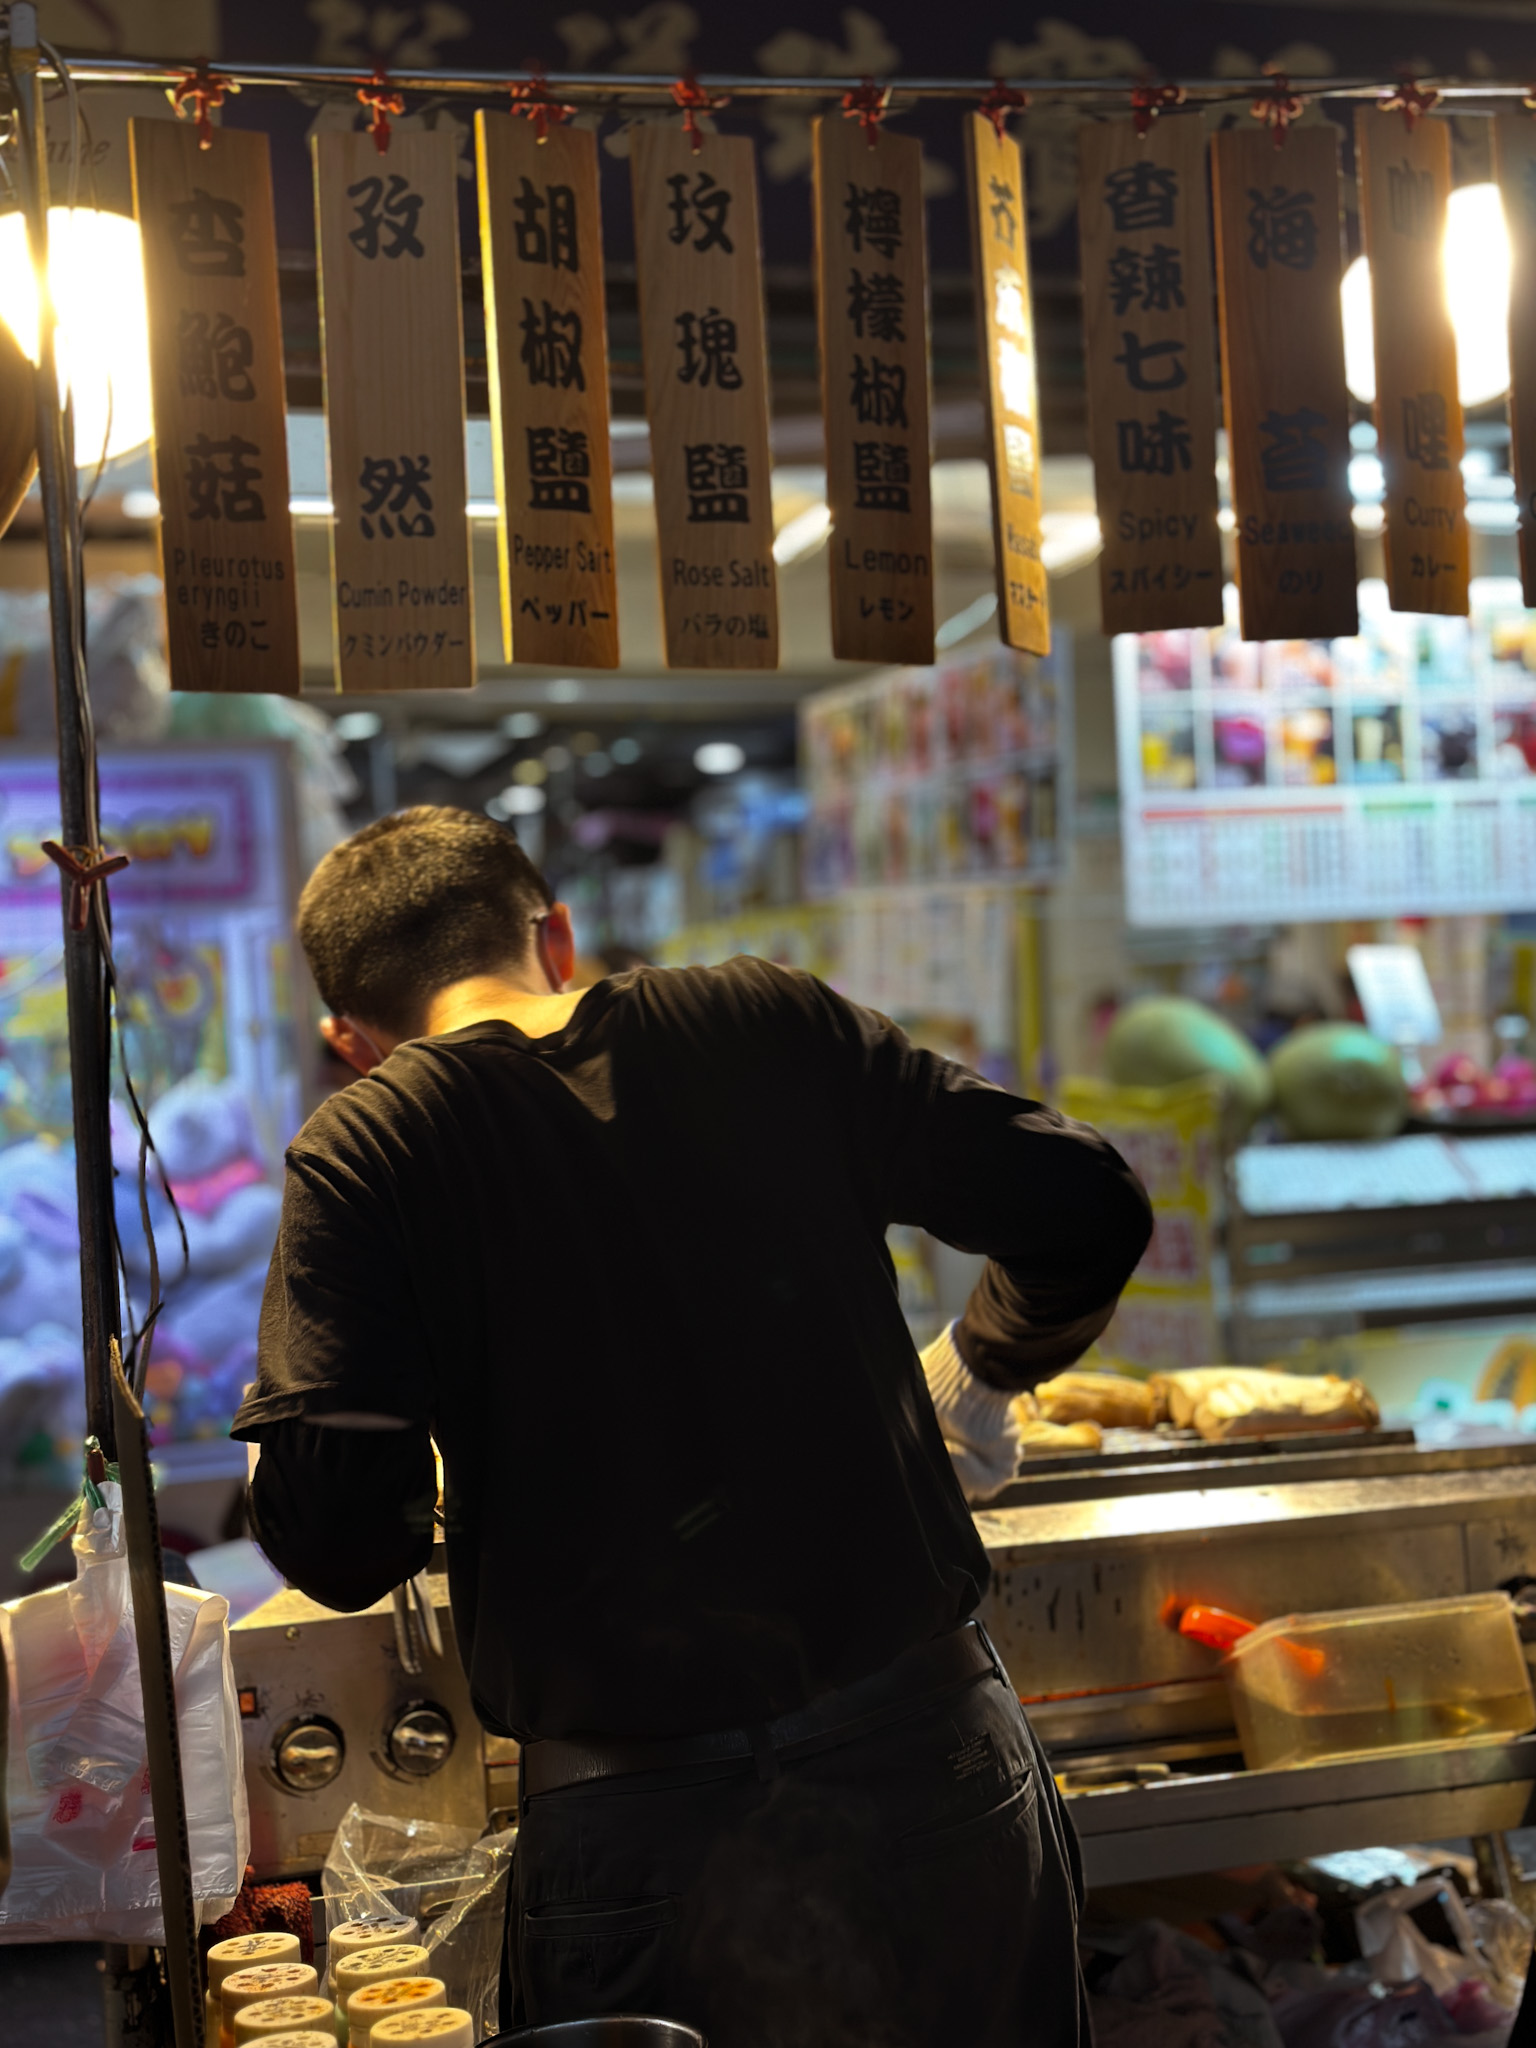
[1341,182,1512,409]
[0,208,154,463]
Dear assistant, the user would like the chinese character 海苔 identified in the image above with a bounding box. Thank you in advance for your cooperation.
[1116,411,1191,475]
[1102,162,1177,235]
[844,183,902,258]
[1107,242,1185,314]
[167,189,246,277]
[684,442,750,522]
[177,310,255,402]
[847,268,906,343]
[666,171,733,254]
[1402,390,1451,470]
[348,174,426,260]
[520,299,585,389]
[1113,330,1187,393]
[358,454,435,538]
[675,307,742,390]
[988,174,1018,249]
[849,354,908,428]
[184,433,265,521]
[1258,407,1331,492]
[514,177,578,270]
[527,426,592,513]
[853,440,910,512]
[1387,159,1434,241]
[1245,186,1319,271]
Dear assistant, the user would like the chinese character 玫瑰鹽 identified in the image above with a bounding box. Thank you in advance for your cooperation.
[1113,330,1187,393]
[1402,390,1451,470]
[527,426,592,513]
[853,439,910,512]
[847,268,906,343]
[666,170,734,253]
[184,433,265,521]
[166,188,246,276]
[358,453,435,538]
[684,442,750,522]
[513,177,578,270]
[1106,242,1185,314]
[844,182,902,258]
[520,299,585,389]
[849,353,908,428]
[1116,410,1191,475]
[347,173,426,260]
[1101,161,1178,235]
[177,310,255,402]
[1245,186,1319,271]
[674,307,742,390]
[1387,159,1434,240]
[1258,406,1331,492]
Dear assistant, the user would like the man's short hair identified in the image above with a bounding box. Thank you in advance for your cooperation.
[298,806,555,1035]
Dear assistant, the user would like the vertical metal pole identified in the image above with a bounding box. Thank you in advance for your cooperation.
[7,3,121,1456]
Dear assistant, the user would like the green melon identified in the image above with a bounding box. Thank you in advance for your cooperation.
[1104,996,1273,1130]
[1269,1023,1407,1141]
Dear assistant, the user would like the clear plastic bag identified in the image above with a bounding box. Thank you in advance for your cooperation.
[0,1481,250,1941]
[322,1803,515,2040]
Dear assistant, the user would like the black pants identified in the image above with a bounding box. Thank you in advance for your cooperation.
[505,1654,1089,2047]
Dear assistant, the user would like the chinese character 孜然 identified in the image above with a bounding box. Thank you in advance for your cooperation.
[666,171,733,253]
[348,174,426,260]
[847,268,906,342]
[988,174,1018,249]
[521,299,585,389]
[853,440,910,512]
[844,183,902,258]
[178,311,255,402]
[527,427,592,513]
[358,453,435,538]
[1246,186,1319,271]
[184,434,265,520]
[1116,410,1191,475]
[1113,330,1187,393]
[849,354,908,428]
[1258,407,1330,492]
[1387,159,1433,240]
[1403,390,1451,470]
[674,307,742,390]
[514,177,578,270]
[1102,162,1177,235]
[167,189,246,277]
[684,442,750,522]
[1107,242,1184,314]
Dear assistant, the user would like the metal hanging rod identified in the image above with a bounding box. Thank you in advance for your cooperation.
[23,56,1536,105]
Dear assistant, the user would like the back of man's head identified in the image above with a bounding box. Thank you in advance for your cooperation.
[298,805,554,1037]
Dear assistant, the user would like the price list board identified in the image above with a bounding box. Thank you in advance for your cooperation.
[1116,580,1536,925]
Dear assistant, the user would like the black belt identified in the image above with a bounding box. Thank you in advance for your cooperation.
[519,1619,1005,1802]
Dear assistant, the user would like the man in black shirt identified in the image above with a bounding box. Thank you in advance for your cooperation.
[235,806,1151,2046]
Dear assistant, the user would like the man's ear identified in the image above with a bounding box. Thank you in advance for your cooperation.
[321,1013,386,1076]
[536,902,578,993]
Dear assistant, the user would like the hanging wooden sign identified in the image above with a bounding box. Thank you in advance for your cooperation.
[313,129,474,691]
[1355,109,1468,616]
[812,116,935,665]
[130,121,299,694]
[965,113,1048,657]
[1211,124,1358,642]
[1077,116,1223,635]
[631,124,778,668]
[476,111,618,668]
[1494,114,1536,606]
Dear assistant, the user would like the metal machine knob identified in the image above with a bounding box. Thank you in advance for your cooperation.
[273,1716,345,1791]
[387,1703,455,1777]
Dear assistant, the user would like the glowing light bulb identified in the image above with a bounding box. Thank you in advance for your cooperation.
[1340,182,1512,409]
[0,208,154,463]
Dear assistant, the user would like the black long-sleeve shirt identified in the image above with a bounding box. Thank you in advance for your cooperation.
[232,959,1150,1741]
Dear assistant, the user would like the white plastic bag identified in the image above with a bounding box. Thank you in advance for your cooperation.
[0,1481,250,1941]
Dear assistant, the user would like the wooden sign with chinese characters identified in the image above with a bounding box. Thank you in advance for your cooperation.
[477,112,618,667]
[1077,117,1223,634]
[813,117,935,665]
[130,121,299,693]
[313,129,474,690]
[1212,124,1358,641]
[631,125,778,668]
[1495,114,1536,604]
[965,114,1048,656]
[1355,110,1468,616]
